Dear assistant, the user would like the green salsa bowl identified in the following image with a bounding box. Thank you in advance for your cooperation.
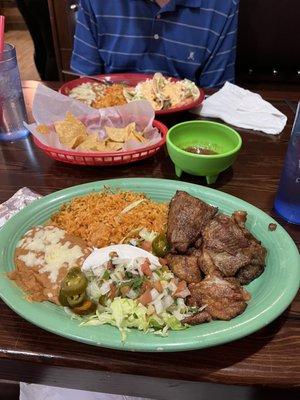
[167,120,242,184]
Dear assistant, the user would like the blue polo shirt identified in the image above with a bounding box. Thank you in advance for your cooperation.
[71,0,239,88]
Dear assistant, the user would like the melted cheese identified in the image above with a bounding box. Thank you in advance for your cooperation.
[17,226,84,283]
[18,227,65,252]
[18,252,43,267]
[41,242,83,282]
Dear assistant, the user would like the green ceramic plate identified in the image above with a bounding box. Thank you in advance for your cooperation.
[0,178,299,352]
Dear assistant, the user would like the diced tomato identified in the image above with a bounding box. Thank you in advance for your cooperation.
[141,241,152,252]
[138,289,153,306]
[120,285,130,296]
[107,260,114,270]
[141,259,153,277]
[159,257,168,266]
[141,280,152,294]
[109,283,117,299]
[153,280,163,293]
[171,277,178,286]
[174,281,188,297]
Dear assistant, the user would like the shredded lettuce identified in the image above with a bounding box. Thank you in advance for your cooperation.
[82,298,148,341]
[148,315,164,329]
[163,314,186,331]
[81,297,186,341]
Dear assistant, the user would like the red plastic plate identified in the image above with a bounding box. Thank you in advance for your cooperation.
[59,73,205,115]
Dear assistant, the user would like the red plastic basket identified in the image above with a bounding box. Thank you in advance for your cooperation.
[32,120,168,166]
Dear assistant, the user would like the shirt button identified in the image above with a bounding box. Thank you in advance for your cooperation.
[154,34,159,40]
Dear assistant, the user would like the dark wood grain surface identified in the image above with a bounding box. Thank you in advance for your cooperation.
[0,81,299,395]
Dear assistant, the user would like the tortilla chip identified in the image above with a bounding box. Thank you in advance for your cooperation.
[133,132,147,143]
[125,122,146,143]
[106,141,124,151]
[54,112,87,149]
[76,134,107,151]
[105,126,127,142]
[125,122,137,137]
[66,135,85,149]
[36,124,50,135]
[126,130,146,143]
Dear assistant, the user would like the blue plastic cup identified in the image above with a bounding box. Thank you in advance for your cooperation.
[0,43,29,141]
[274,103,300,224]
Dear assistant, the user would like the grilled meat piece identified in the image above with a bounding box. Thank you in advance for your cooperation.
[244,240,267,266]
[235,240,267,284]
[182,310,212,325]
[202,213,267,282]
[194,237,203,249]
[204,248,252,276]
[200,248,227,276]
[236,263,265,285]
[232,210,247,228]
[186,247,203,258]
[203,213,250,255]
[188,275,250,320]
[166,253,202,283]
[167,191,217,253]
[232,211,262,244]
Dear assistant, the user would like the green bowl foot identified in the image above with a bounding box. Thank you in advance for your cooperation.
[206,174,218,184]
[175,166,183,177]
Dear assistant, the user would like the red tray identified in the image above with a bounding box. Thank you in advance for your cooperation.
[59,73,205,115]
[32,120,167,166]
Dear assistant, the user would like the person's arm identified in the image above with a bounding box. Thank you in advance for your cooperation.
[199,1,239,88]
[70,0,103,75]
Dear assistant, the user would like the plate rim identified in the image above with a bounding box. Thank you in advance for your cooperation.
[0,178,299,352]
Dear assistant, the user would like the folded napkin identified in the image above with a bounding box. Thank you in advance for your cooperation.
[191,82,287,135]
[20,383,154,400]
[0,188,41,229]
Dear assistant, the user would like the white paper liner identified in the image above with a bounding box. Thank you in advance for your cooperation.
[25,84,162,152]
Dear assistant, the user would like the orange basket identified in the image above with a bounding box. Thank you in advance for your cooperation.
[32,120,168,166]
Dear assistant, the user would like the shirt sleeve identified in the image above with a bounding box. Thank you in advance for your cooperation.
[199,1,239,88]
[70,0,103,75]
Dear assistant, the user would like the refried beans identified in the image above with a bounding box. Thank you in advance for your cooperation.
[9,225,91,304]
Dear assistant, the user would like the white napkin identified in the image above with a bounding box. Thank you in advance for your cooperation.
[20,383,154,400]
[0,188,42,229]
[191,82,287,135]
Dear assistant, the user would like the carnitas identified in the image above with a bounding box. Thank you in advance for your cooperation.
[202,211,267,284]
[184,275,251,324]
[167,190,218,253]
[165,191,267,324]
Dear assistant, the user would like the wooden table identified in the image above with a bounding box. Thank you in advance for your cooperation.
[0,81,299,399]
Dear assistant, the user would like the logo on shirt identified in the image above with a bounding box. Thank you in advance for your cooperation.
[187,51,195,61]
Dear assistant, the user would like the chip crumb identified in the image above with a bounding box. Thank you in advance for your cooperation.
[36,124,50,135]
[268,223,277,231]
